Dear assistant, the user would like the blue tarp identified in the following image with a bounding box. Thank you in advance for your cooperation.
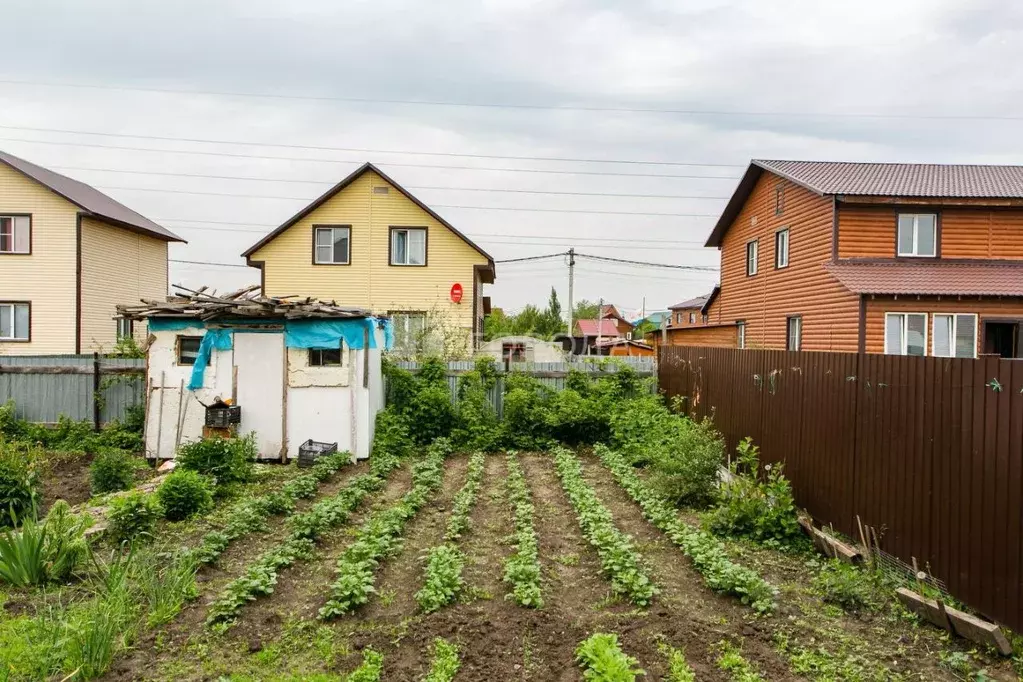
[188,329,233,390]
[284,318,379,350]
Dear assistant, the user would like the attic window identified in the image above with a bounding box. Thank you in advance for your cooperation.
[372,186,390,195]
[774,186,785,215]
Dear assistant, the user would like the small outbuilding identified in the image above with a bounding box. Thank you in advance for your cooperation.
[118,286,391,462]
[478,335,565,363]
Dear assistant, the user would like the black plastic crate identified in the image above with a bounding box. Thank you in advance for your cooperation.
[205,405,241,428]
[298,439,338,468]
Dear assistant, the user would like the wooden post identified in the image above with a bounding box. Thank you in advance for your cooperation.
[92,352,101,431]
[281,342,289,463]
[154,370,166,460]
[363,328,370,389]
[174,378,186,452]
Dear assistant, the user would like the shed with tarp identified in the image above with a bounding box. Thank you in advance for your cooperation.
[118,285,392,462]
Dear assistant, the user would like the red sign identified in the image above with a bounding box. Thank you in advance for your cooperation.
[450,283,463,304]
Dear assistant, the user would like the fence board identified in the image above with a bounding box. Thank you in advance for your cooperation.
[659,345,1023,632]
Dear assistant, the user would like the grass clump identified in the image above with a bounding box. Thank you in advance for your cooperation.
[158,469,214,521]
[0,500,91,586]
[0,440,41,526]
[716,640,764,682]
[575,632,645,681]
[811,559,885,612]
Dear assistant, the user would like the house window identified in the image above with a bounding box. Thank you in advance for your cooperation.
[502,342,526,363]
[775,186,784,215]
[391,228,427,266]
[391,312,427,353]
[688,312,696,324]
[786,316,802,351]
[0,216,30,254]
[746,240,759,276]
[675,313,683,325]
[0,302,29,341]
[177,336,202,365]
[309,347,343,366]
[885,313,927,356]
[116,318,133,340]
[775,228,789,269]
[736,320,746,349]
[313,226,350,265]
[702,313,708,324]
[932,314,977,358]
[897,214,937,257]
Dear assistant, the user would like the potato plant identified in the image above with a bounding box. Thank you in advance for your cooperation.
[415,452,485,613]
[575,632,645,681]
[319,440,451,619]
[503,454,543,608]
[594,444,775,613]
[552,446,656,606]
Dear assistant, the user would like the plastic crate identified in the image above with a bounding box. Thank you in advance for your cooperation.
[205,405,241,428]
[298,439,338,468]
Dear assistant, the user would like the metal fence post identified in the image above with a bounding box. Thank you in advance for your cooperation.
[93,352,101,431]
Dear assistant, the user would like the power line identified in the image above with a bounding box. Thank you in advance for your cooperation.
[48,165,729,200]
[0,136,740,180]
[495,252,568,264]
[170,259,250,269]
[0,124,744,168]
[576,252,718,271]
[0,78,1016,122]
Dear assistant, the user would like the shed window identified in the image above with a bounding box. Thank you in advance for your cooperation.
[0,303,29,341]
[786,316,802,351]
[177,336,202,365]
[391,228,426,266]
[897,214,937,257]
[775,228,789,268]
[746,240,759,276]
[736,321,746,349]
[309,348,343,366]
[885,313,927,356]
[314,226,350,265]
[932,313,977,358]
[0,216,30,254]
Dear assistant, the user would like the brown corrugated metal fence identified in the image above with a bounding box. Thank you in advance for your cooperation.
[659,346,1023,632]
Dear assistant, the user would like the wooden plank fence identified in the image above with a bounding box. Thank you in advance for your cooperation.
[0,354,145,426]
[659,345,1023,632]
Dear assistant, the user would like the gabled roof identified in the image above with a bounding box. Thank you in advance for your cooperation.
[706,160,1023,247]
[825,260,1023,297]
[575,319,621,337]
[0,150,184,242]
[668,294,710,310]
[242,162,494,268]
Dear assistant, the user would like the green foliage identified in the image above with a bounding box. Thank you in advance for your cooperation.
[158,469,215,521]
[575,633,645,681]
[501,373,556,449]
[483,288,565,341]
[503,454,543,608]
[595,445,775,613]
[610,394,722,507]
[176,434,256,487]
[39,500,92,583]
[1,398,145,455]
[573,299,601,322]
[386,358,455,445]
[704,438,802,549]
[107,491,162,544]
[811,559,885,612]
[135,550,200,627]
[453,363,500,451]
[552,446,656,605]
[716,641,764,682]
[0,512,47,586]
[658,641,696,682]
[344,648,384,682]
[416,544,465,613]
[0,440,41,526]
[424,637,461,682]
[443,452,485,543]
[90,447,137,495]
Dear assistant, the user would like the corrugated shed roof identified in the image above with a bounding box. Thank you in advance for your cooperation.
[825,261,1023,297]
[0,150,183,242]
[756,160,1023,198]
[668,294,710,310]
[575,319,621,337]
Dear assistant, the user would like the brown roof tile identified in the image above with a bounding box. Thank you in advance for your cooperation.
[668,294,710,310]
[825,261,1023,297]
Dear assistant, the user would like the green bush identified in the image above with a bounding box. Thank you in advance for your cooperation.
[158,470,214,521]
[176,434,255,487]
[501,374,554,449]
[704,438,801,548]
[0,500,91,586]
[452,364,499,451]
[90,448,137,495]
[385,357,455,445]
[107,492,161,544]
[0,441,40,526]
[811,559,884,612]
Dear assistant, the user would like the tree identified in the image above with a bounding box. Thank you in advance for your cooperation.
[537,288,565,339]
[573,299,600,323]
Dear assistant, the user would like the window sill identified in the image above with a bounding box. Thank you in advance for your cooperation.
[0,338,30,343]
[389,262,428,267]
[312,261,351,266]
[0,252,31,256]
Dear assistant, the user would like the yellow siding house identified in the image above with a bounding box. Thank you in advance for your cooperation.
[243,163,495,355]
[0,150,183,355]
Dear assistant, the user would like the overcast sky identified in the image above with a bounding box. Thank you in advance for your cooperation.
[2,0,1022,320]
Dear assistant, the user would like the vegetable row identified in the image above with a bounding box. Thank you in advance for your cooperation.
[502,454,543,608]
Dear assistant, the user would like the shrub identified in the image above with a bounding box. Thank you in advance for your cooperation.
[811,559,884,612]
[90,448,137,495]
[501,374,554,449]
[107,492,161,544]
[176,434,255,487]
[547,388,609,445]
[452,368,499,451]
[158,470,214,521]
[704,438,801,548]
[0,441,40,526]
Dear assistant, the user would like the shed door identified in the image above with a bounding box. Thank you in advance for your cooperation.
[234,333,285,459]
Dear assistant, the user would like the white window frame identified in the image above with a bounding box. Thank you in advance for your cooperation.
[897,213,937,258]
[0,302,29,341]
[390,227,427,266]
[931,313,978,359]
[116,317,133,340]
[736,321,746,349]
[313,226,351,265]
[746,239,759,276]
[884,312,929,356]
[786,316,802,351]
[0,215,31,254]
[775,228,789,269]
[390,311,428,353]
[688,312,696,324]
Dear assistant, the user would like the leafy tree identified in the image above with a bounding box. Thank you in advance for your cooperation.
[573,299,600,324]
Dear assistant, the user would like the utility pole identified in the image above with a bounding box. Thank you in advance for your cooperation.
[596,296,604,356]
[566,247,575,338]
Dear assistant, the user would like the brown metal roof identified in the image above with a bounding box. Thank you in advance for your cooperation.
[825,260,1023,297]
[0,150,184,242]
[668,294,710,310]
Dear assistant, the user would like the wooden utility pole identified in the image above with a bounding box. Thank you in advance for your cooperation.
[566,248,575,338]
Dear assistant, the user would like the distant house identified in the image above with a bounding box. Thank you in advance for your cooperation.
[596,337,655,357]
[562,318,622,355]
[668,294,711,328]
[599,304,635,336]
[242,163,495,355]
[0,150,184,354]
[478,335,565,364]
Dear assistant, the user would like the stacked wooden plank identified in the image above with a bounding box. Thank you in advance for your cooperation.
[116,284,373,321]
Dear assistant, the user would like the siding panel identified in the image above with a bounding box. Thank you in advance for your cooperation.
[837,205,894,258]
[864,297,1023,355]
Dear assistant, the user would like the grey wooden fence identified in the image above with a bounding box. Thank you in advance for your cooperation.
[390,357,656,418]
[0,354,145,426]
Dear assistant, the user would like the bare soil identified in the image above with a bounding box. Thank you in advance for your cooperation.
[39,452,95,512]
